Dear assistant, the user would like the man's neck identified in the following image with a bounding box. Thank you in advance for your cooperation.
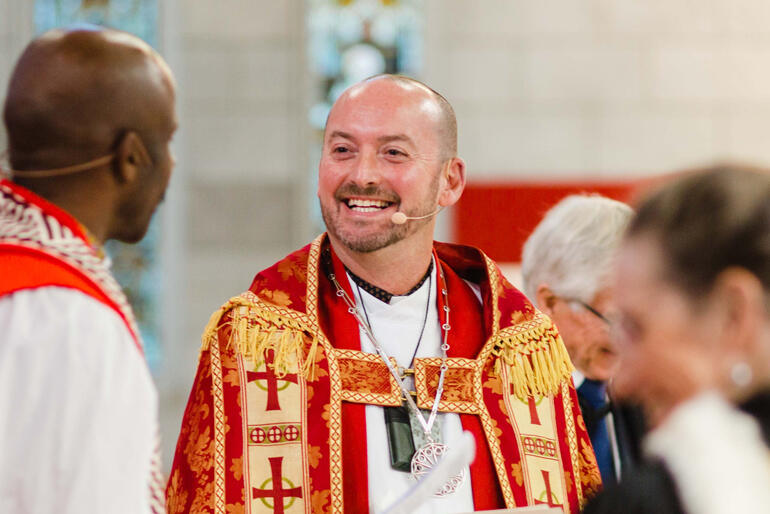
[16,179,111,244]
[330,235,435,296]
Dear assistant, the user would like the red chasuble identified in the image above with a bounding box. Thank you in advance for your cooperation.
[0,179,165,512]
[167,234,602,514]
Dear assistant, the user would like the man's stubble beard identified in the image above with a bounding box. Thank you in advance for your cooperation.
[321,166,442,253]
[320,204,410,253]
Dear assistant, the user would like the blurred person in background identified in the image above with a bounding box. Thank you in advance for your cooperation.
[0,27,176,513]
[584,165,770,513]
[522,194,645,485]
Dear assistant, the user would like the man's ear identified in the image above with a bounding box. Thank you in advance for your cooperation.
[114,131,151,185]
[536,284,558,315]
[438,156,466,207]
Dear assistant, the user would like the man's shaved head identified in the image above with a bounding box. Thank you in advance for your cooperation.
[330,74,458,161]
[2,27,177,243]
[3,27,176,171]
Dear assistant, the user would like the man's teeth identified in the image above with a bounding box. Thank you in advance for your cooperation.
[346,199,390,211]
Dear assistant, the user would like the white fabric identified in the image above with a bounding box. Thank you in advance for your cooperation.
[0,287,158,514]
[645,391,770,514]
[349,264,475,514]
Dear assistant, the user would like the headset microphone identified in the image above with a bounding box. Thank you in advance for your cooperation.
[391,207,443,225]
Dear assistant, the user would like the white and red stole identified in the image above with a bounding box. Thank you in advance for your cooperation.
[0,178,165,513]
[167,234,602,514]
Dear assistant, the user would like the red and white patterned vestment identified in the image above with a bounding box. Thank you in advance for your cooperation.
[0,179,165,513]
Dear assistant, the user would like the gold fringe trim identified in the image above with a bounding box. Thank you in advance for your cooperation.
[200,294,319,380]
[492,316,574,399]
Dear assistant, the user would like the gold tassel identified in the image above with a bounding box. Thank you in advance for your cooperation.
[493,316,575,399]
[198,293,319,379]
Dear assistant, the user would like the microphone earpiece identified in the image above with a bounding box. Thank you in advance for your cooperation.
[390,207,443,225]
[391,212,408,225]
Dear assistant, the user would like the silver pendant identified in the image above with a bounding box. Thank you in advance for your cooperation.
[410,442,466,496]
[409,407,442,448]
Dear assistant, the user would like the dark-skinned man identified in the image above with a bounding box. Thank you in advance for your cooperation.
[167,75,600,513]
[0,27,176,513]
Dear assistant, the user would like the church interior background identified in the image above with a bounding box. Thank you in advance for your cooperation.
[3,0,770,471]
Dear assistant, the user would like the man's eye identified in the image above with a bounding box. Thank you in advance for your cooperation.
[333,147,348,153]
[386,149,405,156]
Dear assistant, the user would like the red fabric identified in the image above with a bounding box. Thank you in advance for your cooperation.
[0,243,140,351]
[165,338,218,512]
[319,246,371,513]
[168,238,600,512]
[318,245,506,511]
[439,257,506,508]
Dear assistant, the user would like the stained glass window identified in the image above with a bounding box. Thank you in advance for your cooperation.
[34,0,162,372]
[306,0,424,228]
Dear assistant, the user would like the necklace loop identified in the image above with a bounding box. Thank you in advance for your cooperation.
[327,255,464,496]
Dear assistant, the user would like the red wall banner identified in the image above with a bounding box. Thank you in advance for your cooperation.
[452,181,648,263]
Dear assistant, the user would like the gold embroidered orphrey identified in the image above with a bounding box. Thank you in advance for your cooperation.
[180,234,600,514]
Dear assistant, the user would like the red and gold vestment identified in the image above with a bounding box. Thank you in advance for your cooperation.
[167,234,601,513]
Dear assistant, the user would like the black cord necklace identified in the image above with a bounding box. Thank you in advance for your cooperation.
[353,267,434,473]
[354,271,432,367]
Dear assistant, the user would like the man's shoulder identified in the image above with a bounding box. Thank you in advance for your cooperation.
[245,241,316,311]
[435,240,537,321]
[0,243,113,308]
[0,286,137,354]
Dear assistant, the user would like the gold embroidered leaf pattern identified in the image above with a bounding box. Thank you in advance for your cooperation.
[483,374,503,395]
[225,502,245,514]
[489,417,504,439]
[339,359,391,394]
[311,489,331,514]
[223,368,240,387]
[498,399,513,427]
[166,469,189,514]
[510,462,524,487]
[260,289,292,307]
[579,438,602,498]
[277,255,308,284]
[229,456,243,482]
[308,444,323,469]
[322,403,331,429]
[425,366,474,402]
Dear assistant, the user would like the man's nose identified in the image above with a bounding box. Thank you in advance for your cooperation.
[350,151,380,187]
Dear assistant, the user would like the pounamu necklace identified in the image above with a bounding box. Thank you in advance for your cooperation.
[329,260,465,496]
[354,273,435,474]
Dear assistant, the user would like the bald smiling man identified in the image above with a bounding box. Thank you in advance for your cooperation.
[167,75,600,514]
[0,28,176,513]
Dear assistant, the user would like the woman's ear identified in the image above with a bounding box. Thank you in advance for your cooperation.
[713,268,765,356]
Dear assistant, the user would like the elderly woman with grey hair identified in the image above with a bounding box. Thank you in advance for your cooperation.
[521,194,644,485]
[584,165,770,513]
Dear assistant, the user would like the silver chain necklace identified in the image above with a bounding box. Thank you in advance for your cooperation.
[329,260,466,496]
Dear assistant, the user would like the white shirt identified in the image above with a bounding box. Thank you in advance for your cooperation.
[349,265,476,514]
[0,287,158,514]
[645,392,770,514]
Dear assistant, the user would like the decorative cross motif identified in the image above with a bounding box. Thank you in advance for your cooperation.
[527,395,542,426]
[247,350,299,411]
[253,457,303,514]
[267,426,283,443]
[534,469,562,508]
[284,425,300,441]
[250,427,266,444]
